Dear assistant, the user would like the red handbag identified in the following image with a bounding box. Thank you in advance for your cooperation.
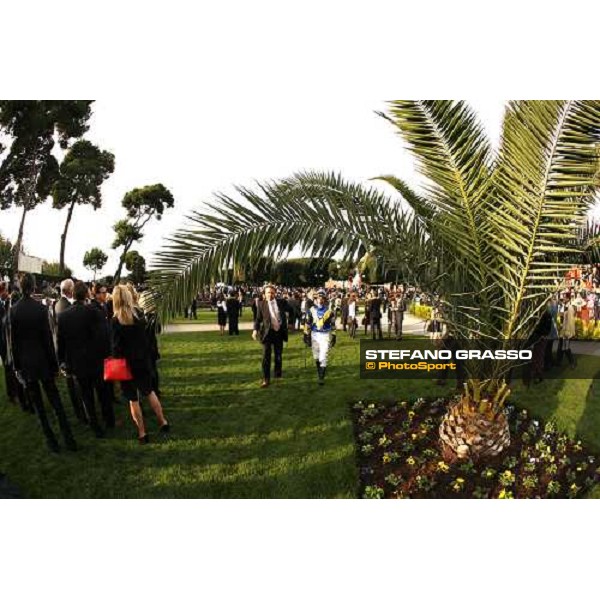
[104,358,133,381]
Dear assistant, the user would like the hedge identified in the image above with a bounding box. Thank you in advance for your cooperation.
[409,302,433,320]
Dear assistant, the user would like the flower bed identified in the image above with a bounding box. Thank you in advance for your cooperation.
[353,398,600,498]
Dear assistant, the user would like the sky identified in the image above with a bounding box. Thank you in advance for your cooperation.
[0,98,507,278]
[2,1,597,282]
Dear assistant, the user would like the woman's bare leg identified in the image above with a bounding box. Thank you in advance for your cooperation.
[129,401,146,437]
[147,391,168,427]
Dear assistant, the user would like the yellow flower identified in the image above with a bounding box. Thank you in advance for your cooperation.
[437,461,449,473]
[408,411,415,418]
[382,453,391,464]
[406,456,416,466]
[411,433,418,440]
[451,477,465,491]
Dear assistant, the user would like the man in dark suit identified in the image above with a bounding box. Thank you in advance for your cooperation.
[52,278,74,324]
[396,293,407,340]
[0,282,14,405]
[369,291,383,340]
[10,273,77,453]
[252,284,289,387]
[0,282,30,411]
[226,292,241,335]
[300,291,313,326]
[91,282,117,405]
[340,294,349,332]
[57,281,115,437]
[52,278,87,423]
[91,283,114,320]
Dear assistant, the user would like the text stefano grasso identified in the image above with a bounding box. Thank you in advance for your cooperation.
[364,349,533,361]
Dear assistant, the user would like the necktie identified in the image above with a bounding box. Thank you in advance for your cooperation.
[271,301,280,331]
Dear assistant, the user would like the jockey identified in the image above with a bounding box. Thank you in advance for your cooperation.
[303,289,336,385]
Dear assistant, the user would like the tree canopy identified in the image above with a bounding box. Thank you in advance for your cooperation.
[112,183,174,284]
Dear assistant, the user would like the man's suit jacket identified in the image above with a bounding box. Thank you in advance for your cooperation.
[10,296,58,380]
[0,298,8,361]
[254,298,289,342]
[90,299,112,358]
[368,297,382,320]
[57,301,106,378]
[226,298,241,319]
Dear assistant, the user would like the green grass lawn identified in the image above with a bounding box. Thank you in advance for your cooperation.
[1,330,600,497]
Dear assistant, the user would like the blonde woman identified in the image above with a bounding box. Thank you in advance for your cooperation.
[111,285,169,443]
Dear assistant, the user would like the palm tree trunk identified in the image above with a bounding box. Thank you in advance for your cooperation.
[439,379,512,461]
[12,205,28,275]
[59,200,76,275]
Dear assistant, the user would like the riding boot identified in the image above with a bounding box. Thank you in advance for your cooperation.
[319,365,326,385]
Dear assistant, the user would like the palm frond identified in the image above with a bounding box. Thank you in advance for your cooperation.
[372,174,436,223]
[381,100,495,282]
[490,100,600,338]
[148,171,421,319]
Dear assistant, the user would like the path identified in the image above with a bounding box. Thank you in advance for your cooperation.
[164,312,427,334]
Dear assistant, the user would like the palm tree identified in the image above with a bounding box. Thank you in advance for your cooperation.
[150,101,600,460]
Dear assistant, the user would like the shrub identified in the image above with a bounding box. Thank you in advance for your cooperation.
[409,303,432,320]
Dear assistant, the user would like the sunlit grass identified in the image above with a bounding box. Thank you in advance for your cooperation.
[1,330,599,497]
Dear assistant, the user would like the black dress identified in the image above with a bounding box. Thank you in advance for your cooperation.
[217,301,227,326]
[111,315,155,399]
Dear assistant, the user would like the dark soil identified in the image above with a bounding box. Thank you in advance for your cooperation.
[353,398,600,499]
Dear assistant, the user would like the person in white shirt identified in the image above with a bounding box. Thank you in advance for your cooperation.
[347,293,358,338]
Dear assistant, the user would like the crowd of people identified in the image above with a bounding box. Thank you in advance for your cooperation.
[0,275,168,453]
[2,274,421,452]
[241,283,413,386]
[7,265,595,454]
[183,283,415,341]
